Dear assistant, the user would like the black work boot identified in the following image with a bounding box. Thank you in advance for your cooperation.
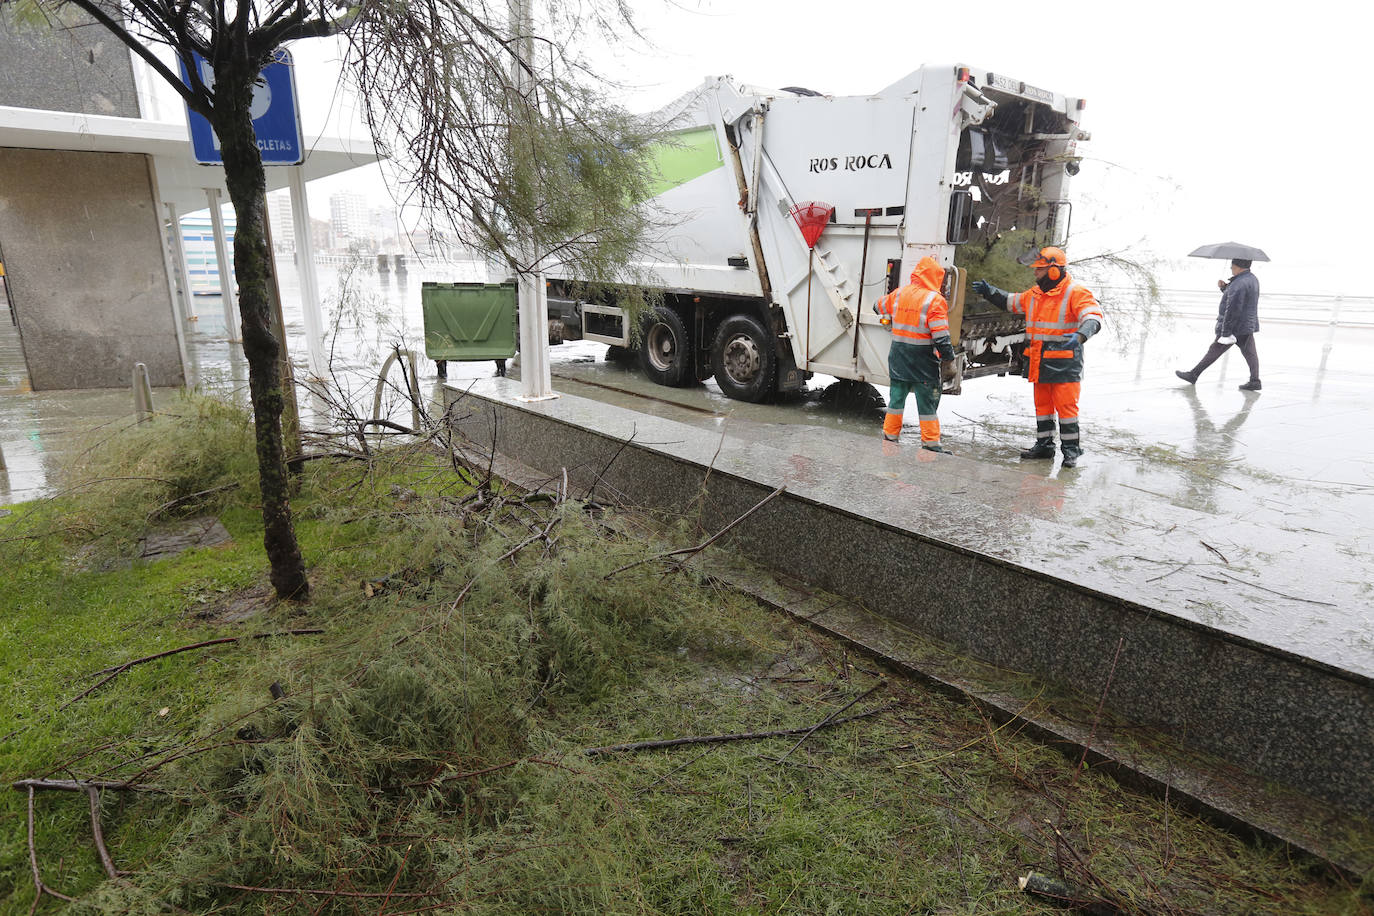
[1175,369,1198,384]
[1019,438,1056,459]
[1059,420,1082,467]
[1239,379,1261,391]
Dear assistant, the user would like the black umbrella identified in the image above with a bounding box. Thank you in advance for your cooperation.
[1188,242,1270,261]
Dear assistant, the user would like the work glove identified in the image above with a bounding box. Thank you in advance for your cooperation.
[1217,335,1236,345]
[971,279,993,298]
[1064,332,1082,348]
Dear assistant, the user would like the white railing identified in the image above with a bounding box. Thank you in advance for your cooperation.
[1097,287,1374,330]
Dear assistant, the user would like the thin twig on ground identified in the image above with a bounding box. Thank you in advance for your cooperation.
[775,681,885,764]
[582,427,638,501]
[87,786,126,882]
[12,778,160,793]
[61,630,325,710]
[604,484,786,579]
[1215,569,1339,606]
[1199,540,1230,564]
[583,703,894,756]
[26,786,76,908]
[146,482,242,519]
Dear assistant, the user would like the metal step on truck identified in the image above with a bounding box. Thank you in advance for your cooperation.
[547,64,1089,401]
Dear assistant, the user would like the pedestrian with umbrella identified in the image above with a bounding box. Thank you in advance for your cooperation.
[1175,242,1267,391]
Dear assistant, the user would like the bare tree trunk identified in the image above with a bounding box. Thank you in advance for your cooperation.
[213,62,309,601]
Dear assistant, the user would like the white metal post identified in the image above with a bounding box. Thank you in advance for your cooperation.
[510,0,556,400]
[205,187,241,341]
[288,166,328,380]
[165,202,197,321]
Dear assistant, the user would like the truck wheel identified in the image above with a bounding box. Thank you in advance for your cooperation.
[638,306,693,386]
[711,314,777,402]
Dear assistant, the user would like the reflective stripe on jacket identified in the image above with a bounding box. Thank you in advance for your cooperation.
[1008,275,1103,384]
[874,257,950,385]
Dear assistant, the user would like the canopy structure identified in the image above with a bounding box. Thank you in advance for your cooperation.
[1188,242,1270,262]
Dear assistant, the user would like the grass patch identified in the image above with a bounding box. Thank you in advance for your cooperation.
[1,398,1369,914]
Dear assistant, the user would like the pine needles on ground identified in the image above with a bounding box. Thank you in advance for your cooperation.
[1,398,1368,914]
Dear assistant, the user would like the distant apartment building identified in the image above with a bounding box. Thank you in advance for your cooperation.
[266,191,295,253]
[329,190,370,249]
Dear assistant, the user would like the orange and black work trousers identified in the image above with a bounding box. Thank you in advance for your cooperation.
[884,380,941,445]
[1032,381,1081,456]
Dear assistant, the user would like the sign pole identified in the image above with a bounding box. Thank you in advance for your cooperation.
[205,187,240,341]
[510,0,555,401]
[288,167,327,380]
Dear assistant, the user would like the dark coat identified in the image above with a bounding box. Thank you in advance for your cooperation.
[1215,270,1260,337]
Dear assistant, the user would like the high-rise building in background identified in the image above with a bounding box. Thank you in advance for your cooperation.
[329,190,370,250]
[266,190,295,253]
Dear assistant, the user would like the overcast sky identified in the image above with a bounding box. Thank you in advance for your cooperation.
[292,0,1373,296]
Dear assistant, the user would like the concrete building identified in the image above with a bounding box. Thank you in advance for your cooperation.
[267,191,295,254]
[329,189,370,249]
[0,5,378,390]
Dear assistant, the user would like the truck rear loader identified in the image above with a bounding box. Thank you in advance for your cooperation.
[549,64,1090,401]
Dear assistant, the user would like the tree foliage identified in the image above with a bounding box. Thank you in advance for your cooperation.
[3,0,659,598]
[345,0,659,280]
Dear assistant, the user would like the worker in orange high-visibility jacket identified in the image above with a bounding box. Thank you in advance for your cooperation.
[872,255,956,451]
[971,247,1104,468]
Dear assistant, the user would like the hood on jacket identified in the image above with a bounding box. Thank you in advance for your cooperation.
[909,256,946,292]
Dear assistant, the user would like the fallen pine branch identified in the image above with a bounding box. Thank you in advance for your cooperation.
[146,482,241,519]
[62,630,325,710]
[87,785,127,883]
[223,884,436,900]
[12,777,161,793]
[604,483,786,579]
[26,786,76,906]
[583,703,895,756]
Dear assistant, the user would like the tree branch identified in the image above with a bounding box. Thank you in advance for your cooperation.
[61,629,325,709]
[584,704,895,757]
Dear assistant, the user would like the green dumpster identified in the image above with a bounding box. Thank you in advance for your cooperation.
[421,282,517,361]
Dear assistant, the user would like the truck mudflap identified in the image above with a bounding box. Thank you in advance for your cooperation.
[777,360,805,393]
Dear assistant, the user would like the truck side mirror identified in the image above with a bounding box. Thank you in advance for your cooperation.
[947,190,973,245]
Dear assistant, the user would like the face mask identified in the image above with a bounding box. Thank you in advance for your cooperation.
[1037,272,1060,293]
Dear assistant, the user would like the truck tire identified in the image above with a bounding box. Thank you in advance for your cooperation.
[711,314,777,402]
[638,306,693,387]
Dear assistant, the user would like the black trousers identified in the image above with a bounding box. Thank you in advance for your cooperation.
[1190,333,1260,382]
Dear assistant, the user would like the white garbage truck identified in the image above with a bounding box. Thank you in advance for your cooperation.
[549,64,1090,401]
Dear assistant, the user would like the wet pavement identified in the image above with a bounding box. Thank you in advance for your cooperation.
[2,266,1372,680]
[520,313,1374,680]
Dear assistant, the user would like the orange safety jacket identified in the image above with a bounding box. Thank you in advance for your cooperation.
[873,257,951,385]
[1007,275,1104,384]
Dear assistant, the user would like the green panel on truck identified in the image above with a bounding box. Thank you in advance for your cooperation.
[642,126,724,199]
[422,282,517,360]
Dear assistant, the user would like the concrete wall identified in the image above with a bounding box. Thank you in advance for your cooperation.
[0,3,141,117]
[0,148,183,389]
